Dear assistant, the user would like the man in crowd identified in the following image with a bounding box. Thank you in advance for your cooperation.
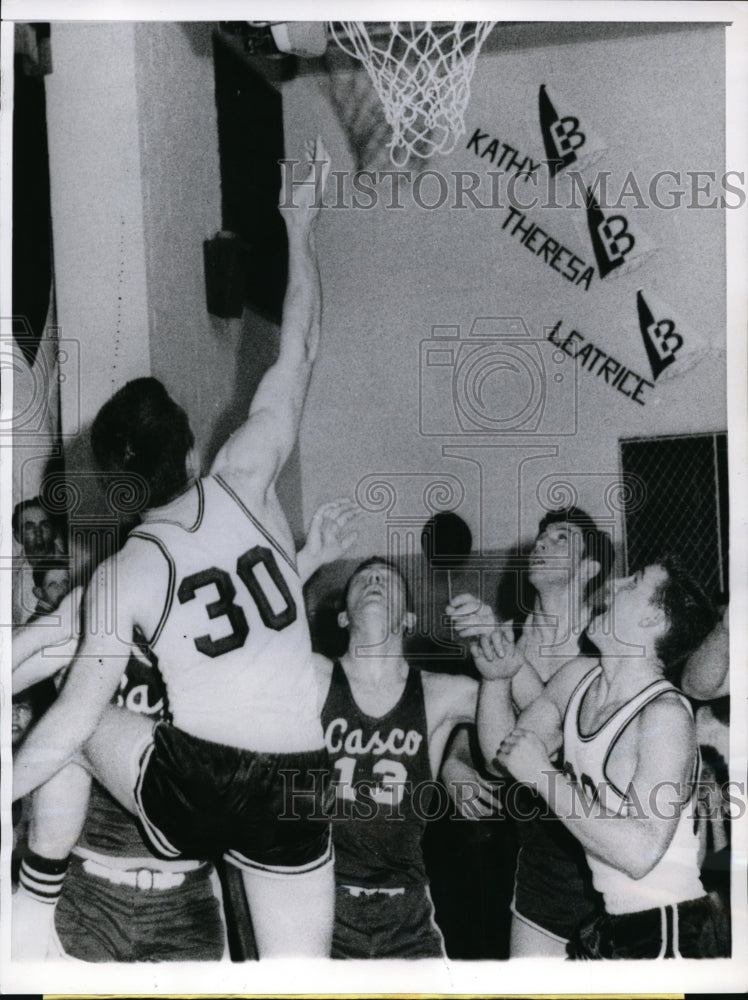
[315,557,480,958]
[13,138,335,959]
[446,507,613,955]
[462,557,728,958]
[12,496,64,624]
[27,556,71,622]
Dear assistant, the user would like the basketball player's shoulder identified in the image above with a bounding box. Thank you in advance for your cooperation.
[213,469,295,549]
[113,533,173,611]
[637,686,694,739]
[117,530,171,576]
[206,466,267,513]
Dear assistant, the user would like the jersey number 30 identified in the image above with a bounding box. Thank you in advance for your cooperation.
[177,545,297,658]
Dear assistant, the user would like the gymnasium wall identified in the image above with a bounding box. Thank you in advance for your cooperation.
[283,23,727,572]
[44,23,303,535]
[41,22,727,559]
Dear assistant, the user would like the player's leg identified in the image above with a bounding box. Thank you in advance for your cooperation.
[82,704,156,814]
[239,856,335,957]
[509,911,569,957]
[12,762,91,959]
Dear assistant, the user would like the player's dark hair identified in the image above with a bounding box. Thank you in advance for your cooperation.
[537,506,614,600]
[342,556,413,613]
[91,378,194,511]
[31,555,70,590]
[649,555,719,683]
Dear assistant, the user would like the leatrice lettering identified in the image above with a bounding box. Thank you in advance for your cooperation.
[325,718,423,757]
[547,319,654,406]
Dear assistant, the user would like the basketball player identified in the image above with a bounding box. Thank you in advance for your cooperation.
[12,496,358,962]
[316,557,479,958]
[52,650,228,962]
[471,558,727,958]
[446,507,613,955]
[13,138,335,958]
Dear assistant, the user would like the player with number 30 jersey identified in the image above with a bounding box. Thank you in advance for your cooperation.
[13,138,336,960]
[131,474,321,753]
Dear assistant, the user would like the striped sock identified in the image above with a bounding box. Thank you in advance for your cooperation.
[18,852,70,904]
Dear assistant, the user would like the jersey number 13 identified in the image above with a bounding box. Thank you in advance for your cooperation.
[177,545,297,658]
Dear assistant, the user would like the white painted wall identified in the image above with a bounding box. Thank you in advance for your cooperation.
[283,23,727,562]
[45,22,151,429]
[42,22,726,558]
[44,23,304,535]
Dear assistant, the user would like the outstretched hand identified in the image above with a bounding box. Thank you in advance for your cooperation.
[495,727,552,787]
[279,136,330,229]
[307,497,360,563]
[446,593,497,637]
[441,755,502,820]
[447,594,526,680]
[297,498,360,583]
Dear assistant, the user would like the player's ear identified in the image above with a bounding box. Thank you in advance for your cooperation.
[640,608,667,629]
[337,610,350,629]
[403,610,416,633]
[32,586,43,601]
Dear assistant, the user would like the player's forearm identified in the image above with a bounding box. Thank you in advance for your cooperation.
[12,704,94,800]
[477,678,516,774]
[13,648,64,694]
[296,540,330,584]
[541,770,666,879]
[680,620,729,700]
[440,726,476,798]
[296,546,315,584]
[279,228,321,371]
[511,660,545,710]
[12,588,80,669]
[246,231,321,467]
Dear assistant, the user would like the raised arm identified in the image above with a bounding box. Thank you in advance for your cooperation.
[478,650,591,775]
[680,612,729,701]
[210,138,331,498]
[447,593,538,772]
[12,586,83,694]
[500,695,697,879]
[440,725,502,819]
[297,498,360,585]
[13,557,138,801]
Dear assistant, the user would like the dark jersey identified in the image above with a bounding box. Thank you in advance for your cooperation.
[321,662,433,888]
[77,652,165,858]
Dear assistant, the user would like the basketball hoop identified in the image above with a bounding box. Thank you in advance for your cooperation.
[329,22,496,165]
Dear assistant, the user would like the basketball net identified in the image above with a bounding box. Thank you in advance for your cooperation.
[329,22,496,165]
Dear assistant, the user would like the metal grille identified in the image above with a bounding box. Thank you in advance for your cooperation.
[619,432,728,601]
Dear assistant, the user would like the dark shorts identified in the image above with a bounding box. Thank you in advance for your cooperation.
[135,722,332,874]
[54,854,225,962]
[332,882,445,959]
[567,891,731,960]
[512,821,602,940]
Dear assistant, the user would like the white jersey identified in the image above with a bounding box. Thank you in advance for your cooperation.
[129,474,323,753]
[562,665,704,914]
